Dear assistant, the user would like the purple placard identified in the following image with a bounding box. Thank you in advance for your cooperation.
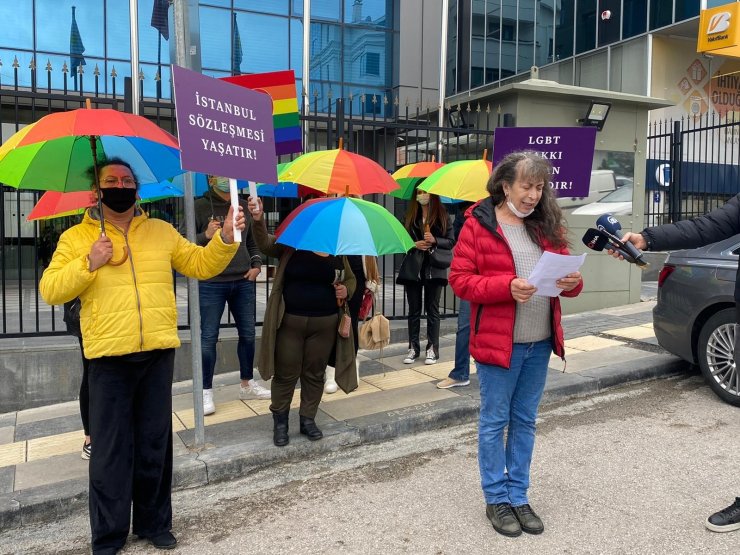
[172,65,278,184]
[492,127,597,197]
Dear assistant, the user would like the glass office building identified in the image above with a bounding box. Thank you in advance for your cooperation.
[445,0,734,98]
[0,0,396,114]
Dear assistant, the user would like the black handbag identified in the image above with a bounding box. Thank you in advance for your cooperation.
[429,246,453,269]
[396,249,424,283]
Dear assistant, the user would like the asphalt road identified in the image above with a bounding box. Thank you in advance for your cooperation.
[1,374,738,555]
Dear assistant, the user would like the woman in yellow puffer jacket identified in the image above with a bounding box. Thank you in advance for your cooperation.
[40,157,244,555]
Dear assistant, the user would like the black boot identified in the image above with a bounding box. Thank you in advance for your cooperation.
[299,415,323,441]
[272,410,289,447]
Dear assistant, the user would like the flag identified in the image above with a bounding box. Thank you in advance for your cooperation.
[223,70,303,155]
[151,0,169,41]
[69,6,86,73]
[232,13,243,75]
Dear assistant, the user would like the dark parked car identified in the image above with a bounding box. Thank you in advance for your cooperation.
[653,235,740,407]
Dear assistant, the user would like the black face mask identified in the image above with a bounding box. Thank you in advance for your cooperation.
[100,188,137,213]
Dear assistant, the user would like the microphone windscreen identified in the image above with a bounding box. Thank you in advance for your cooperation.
[596,214,622,235]
[582,228,610,251]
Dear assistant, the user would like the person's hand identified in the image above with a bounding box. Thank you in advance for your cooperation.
[510,277,537,303]
[247,196,263,221]
[423,231,436,244]
[89,235,113,271]
[415,240,430,251]
[244,268,261,281]
[607,232,647,260]
[556,271,582,292]
[205,218,221,240]
[221,206,245,244]
[335,283,348,300]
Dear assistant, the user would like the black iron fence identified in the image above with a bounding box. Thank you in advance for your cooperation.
[646,112,740,226]
[0,58,497,337]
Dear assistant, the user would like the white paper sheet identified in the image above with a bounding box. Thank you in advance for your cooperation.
[527,251,586,297]
[229,178,242,243]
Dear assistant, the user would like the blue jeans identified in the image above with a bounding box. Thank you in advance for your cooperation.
[477,339,552,506]
[449,299,471,381]
[199,280,256,389]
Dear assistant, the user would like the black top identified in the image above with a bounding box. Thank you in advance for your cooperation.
[283,250,343,316]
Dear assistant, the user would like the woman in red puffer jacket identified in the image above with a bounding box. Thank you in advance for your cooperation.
[449,151,583,538]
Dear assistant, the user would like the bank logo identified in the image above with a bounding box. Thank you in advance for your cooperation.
[707,12,731,35]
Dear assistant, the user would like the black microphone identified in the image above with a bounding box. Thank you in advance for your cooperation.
[595,214,647,266]
[581,228,641,265]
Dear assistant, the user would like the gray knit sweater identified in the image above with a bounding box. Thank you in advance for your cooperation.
[500,222,551,343]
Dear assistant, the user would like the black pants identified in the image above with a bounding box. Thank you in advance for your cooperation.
[272,313,338,418]
[77,337,90,436]
[405,281,443,356]
[88,349,175,553]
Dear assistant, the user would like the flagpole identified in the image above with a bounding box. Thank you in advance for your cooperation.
[302,0,311,149]
[157,33,162,98]
[129,0,141,114]
[173,0,206,450]
[437,0,449,163]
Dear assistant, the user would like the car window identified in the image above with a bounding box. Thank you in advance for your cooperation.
[598,185,633,203]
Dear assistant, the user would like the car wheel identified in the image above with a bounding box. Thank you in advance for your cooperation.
[697,308,740,407]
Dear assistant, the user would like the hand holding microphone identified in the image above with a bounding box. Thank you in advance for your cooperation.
[581,214,648,267]
[595,214,647,266]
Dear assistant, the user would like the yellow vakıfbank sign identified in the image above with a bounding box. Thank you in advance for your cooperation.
[697,3,740,57]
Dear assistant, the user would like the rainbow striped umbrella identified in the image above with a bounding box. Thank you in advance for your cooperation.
[391,161,445,200]
[278,146,399,196]
[275,197,414,256]
[417,151,492,202]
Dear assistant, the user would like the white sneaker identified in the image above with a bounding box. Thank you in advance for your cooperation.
[425,349,438,365]
[324,379,338,394]
[403,349,418,364]
[240,379,271,400]
[203,388,216,415]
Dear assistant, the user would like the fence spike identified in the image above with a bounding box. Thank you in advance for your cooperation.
[154,71,161,82]
[29,58,36,71]
[444,100,450,111]
[12,56,19,69]
[327,88,333,99]
[360,93,366,103]
[486,103,491,114]
[476,102,481,113]
[110,66,117,78]
[348,92,354,101]
[138,69,145,80]
[313,88,319,98]
[93,64,100,77]
[62,62,69,73]
[0,58,3,68]
[394,95,399,106]
[466,102,472,112]
[384,94,389,105]
[45,59,52,72]
[77,64,84,75]
[371,94,377,104]
[404,97,409,107]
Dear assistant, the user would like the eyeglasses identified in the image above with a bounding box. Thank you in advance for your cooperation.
[101,176,137,188]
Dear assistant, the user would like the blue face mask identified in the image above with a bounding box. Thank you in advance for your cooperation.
[214,178,230,193]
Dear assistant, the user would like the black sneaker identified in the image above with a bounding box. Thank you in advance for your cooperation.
[139,531,177,550]
[512,503,544,534]
[705,497,740,533]
[486,503,522,537]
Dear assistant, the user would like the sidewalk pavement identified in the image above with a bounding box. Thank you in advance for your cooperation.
[0,293,687,531]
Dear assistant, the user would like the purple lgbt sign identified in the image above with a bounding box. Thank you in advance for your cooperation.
[172,65,278,184]
[492,127,597,197]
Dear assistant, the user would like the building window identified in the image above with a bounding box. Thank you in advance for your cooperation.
[364,52,380,75]
[649,0,673,30]
[575,0,596,54]
[623,0,647,39]
[555,0,574,60]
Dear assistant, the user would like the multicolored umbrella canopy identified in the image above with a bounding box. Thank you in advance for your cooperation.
[0,108,183,192]
[27,181,186,221]
[275,197,414,256]
[390,161,445,200]
[278,145,399,196]
[417,151,492,202]
[257,161,321,198]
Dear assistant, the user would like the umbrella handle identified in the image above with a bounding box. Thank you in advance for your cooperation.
[106,246,129,267]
